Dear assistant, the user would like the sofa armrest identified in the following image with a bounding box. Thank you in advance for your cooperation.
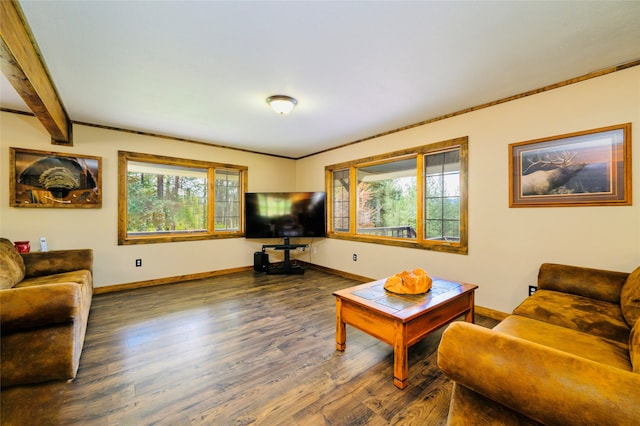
[0,283,81,332]
[438,321,640,426]
[21,249,93,279]
[538,262,628,303]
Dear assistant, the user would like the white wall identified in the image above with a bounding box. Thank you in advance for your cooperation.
[2,67,639,313]
[296,66,640,313]
[0,115,296,287]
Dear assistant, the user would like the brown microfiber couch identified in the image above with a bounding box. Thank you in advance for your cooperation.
[0,238,93,387]
[438,263,640,425]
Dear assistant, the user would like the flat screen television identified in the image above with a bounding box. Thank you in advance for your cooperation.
[245,192,326,239]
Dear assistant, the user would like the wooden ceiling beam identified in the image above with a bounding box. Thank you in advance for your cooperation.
[0,0,72,145]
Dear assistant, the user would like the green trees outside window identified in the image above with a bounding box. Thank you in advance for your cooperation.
[356,158,417,239]
[127,162,208,234]
[118,151,246,245]
[332,169,350,232]
[325,137,468,254]
[425,149,461,242]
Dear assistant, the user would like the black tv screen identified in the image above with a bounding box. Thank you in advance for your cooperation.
[245,192,326,238]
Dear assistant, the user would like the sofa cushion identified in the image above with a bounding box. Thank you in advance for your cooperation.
[0,238,25,289]
[496,315,631,371]
[537,263,628,304]
[16,270,91,288]
[631,320,639,374]
[513,289,630,345]
[21,249,93,279]
[620,266,640,327]
[0,283,81,332]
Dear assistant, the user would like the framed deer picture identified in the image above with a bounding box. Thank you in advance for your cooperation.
[509,123,631,207]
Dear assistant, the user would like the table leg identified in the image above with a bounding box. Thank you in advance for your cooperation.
[393,322,408,389]
[335,297,346,351]
[465,292,475,323]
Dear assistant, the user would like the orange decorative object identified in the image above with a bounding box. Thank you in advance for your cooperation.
[14,241,30,253]
[384,268,433,294]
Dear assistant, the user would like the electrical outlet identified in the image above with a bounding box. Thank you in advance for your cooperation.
[528,285,537,296]
[136,259,142,267]
[353,254,357,261]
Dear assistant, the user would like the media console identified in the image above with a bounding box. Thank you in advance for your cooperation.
[260,237,308,275]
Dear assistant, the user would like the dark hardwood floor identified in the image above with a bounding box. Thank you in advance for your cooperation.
[1,269,497,425]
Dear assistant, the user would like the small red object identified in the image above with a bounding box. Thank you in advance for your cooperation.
[14,241,30,253]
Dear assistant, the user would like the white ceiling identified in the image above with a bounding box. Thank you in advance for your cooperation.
[2,1,640,159]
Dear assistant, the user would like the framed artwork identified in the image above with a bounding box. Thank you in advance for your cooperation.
[10,147,102,208]
[509,123,631,207]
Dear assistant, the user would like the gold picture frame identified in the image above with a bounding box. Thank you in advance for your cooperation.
[509,123,631,207]
[10,147,102,208]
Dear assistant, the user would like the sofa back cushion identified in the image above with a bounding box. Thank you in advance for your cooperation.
[0,238,25,289]
[620,266,640,327]
[537,263,628,304]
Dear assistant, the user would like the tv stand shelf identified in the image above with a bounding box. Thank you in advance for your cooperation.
[261,237,308,275]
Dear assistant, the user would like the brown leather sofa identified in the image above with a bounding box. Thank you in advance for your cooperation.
[0,238,93,387]
[438,263,640,425]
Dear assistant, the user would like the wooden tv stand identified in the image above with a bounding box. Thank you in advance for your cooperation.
[262,237,308,275]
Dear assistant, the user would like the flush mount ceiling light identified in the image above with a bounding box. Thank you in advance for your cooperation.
[266,95,297,115]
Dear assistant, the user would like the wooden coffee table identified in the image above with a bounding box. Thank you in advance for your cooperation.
[333,277,477,389]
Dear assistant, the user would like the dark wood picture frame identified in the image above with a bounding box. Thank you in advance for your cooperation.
[509,123,631,207]
[10,147,102,208]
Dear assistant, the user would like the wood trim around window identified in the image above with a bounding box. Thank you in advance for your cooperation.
[325,137,468,254]
[118,150,247,245]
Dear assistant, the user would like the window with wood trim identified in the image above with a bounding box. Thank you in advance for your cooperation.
[118,151,247,245]
[332,168,350,232]
[325,137,468,254]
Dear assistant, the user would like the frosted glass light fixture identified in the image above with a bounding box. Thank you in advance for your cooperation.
[266,95,297,114]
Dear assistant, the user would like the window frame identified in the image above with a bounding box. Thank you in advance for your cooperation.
[324,137,468,254]
[118,151,247,245]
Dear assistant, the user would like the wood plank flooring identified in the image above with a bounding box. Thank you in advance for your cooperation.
[1,269,497,425]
